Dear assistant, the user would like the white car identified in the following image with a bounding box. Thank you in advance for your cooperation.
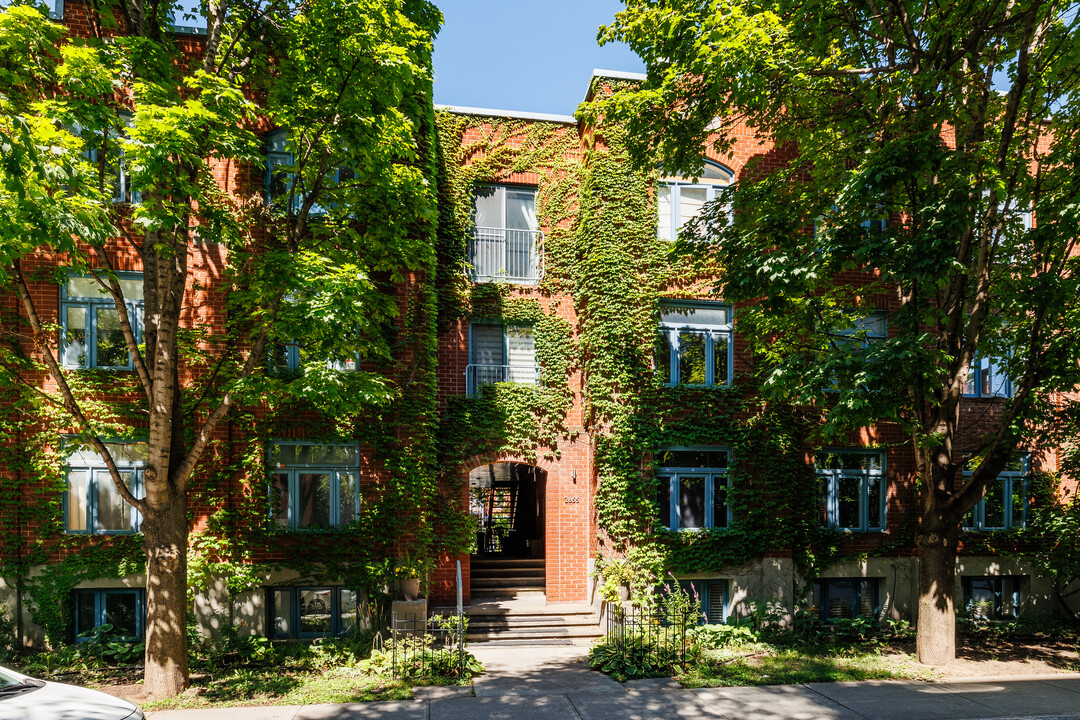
[0,665,143,720]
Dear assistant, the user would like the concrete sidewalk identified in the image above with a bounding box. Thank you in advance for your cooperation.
[144,645,1080,720]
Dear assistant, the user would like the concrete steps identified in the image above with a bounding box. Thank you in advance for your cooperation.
[440,557,603,642]
[470,556,547,600]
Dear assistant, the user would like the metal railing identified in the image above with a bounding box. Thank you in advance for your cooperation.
[603,602,693,670]
[387,562,468,679]
[465,364,541,396]
[467,227,544,284]
[387,610,467,679]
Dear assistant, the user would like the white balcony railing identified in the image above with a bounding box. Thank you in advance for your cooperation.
[465,364,541,396]
[467,227,543,284]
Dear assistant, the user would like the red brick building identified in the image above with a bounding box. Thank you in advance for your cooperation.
[1,0,1075,647]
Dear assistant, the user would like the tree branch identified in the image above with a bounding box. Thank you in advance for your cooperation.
[12,261,147,514]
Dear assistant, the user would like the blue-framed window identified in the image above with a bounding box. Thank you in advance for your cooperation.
[831,312,887,347]
[80,116,140,205]
[962,575,1023,620]
[0,0,63,19]
[817,450,886,532]
[169,0,207,34]
[264,130,352,214]
[964,355,1012,398]
[269,340,358,374]
[65,441,146,534]
[656,301,733,387]
[467,322,538,395]
[656,448,731,531]
[268,586,359,639]
[73,588,144,641]
[60,273,143,370]
[657,160,734,242]
[269,442,360,530]
[812,578,879,620]
[678,579,729,624]
[815,205,887,237]
[963,454,1029,530]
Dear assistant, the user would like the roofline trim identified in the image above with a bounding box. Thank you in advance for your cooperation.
[590,68,647,81]
[434,105,578,125]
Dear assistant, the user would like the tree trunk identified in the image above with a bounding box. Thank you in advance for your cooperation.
[916,524,958,665]
[142,496,190,698]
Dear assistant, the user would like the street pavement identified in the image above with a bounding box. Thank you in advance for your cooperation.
[144,645,1080,720]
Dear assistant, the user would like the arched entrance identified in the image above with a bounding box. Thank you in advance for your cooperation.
[468,462,546,600]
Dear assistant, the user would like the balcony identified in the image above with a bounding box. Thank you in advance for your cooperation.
[467,227,543,284]
[465,364,541,396]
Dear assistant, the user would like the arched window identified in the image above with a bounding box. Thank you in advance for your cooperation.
[657,160,734,241]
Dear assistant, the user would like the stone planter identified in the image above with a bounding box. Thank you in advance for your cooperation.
[401,577,421,601]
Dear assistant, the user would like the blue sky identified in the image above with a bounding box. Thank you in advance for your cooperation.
[432,0,645,116]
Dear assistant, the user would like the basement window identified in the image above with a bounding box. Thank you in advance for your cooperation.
[962,576,1024,620]
[268,586,359,639]
[73,588,144,641]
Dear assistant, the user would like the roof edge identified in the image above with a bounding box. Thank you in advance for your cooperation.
[590,68,647,81]
[434,105,578,125]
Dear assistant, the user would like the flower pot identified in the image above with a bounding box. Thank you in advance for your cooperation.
[401,577,421,601]
[618,585,630,602]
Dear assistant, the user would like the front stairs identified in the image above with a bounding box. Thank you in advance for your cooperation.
[432,555,603,646]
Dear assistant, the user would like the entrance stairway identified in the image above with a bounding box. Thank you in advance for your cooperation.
[461,599,602,645]
[432,555,603,645]
[471,556,545,600]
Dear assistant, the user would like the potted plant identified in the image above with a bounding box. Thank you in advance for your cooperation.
[393,553,432,601]
[597,558,633,603]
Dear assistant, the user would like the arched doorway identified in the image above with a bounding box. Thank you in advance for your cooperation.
[468,462,546,599]
[469,462,545,557]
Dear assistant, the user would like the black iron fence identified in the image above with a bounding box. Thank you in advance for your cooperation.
[603,602,694,670]
[385,610,467,679]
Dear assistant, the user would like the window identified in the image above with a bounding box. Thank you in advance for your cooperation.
[270,442,360,530]
[964,355,1012,398]
[268,586,359,639]
[264,130,352,215]
[962,576,1023,620]
[65,441,146,534]
[656,302,733,387]
[656,448,731,531]
[678,579,729,624]
[963,455,1029,530]
[268,340,357,374]
[831,312,887,347]
[466,322,538,395]
[80,116,139,205]
[60,273,143,370]
[817,450,885,531]
[815,205,887,238]
[657,160,734,242]
[812,579,879,621]
[73,588,144,640]
[470,185,541,283]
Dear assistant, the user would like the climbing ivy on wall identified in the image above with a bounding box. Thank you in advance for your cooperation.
[433,112,580,473]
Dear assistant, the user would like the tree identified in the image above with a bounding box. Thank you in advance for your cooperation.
[0,0,438,697]
[585,0,1080,663]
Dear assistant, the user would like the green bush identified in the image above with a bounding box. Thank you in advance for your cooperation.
[688,621,759,650]
[588,628,689,680]
[362,633,481,680]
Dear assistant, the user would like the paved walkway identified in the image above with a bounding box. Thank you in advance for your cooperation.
[145,645,1080,720]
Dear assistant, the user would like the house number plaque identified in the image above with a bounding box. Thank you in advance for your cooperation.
[564,496,581,503]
